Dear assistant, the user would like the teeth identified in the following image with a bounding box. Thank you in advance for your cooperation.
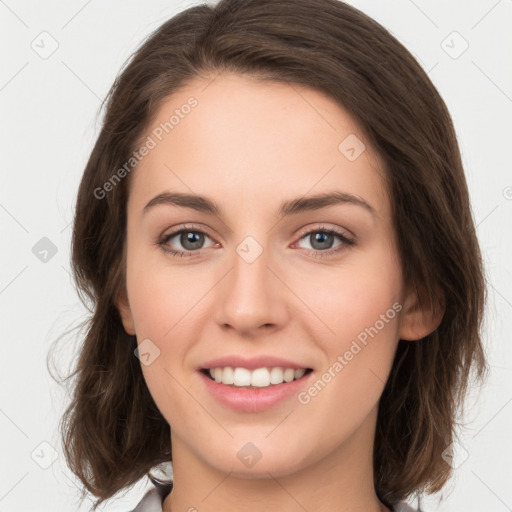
[222,366,234,384]
[206,366,308,387]
[269,367,284,384]
[283,368,295,382]
[294,368,306,379]
[250,368,269,387]
[234,367,252,386]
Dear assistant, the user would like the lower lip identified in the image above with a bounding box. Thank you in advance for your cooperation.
[199,371,313,413]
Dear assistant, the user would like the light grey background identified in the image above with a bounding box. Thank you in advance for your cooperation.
[1,0,511,510]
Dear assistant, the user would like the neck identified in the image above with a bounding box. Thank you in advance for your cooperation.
[163,407,390,512]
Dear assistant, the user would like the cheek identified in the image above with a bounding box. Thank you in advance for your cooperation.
[294,247,402,417]
[293,246,402,347]
[126,257,206,424]
[126,250,218,410]
[126,245,209,340]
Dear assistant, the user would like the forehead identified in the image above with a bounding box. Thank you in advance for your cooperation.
[129,72,389,221]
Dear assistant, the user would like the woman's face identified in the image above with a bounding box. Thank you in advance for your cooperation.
[117,72,424,479]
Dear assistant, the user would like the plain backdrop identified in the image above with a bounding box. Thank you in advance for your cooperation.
[1,0,511,510]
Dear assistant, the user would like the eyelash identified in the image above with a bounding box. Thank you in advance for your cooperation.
[156,223,355,259]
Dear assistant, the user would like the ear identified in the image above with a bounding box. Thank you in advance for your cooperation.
[399,281,445,341]
[115,287,136,336]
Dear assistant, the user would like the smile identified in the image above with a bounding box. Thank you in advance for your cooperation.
[202,366,313,388]
[198,366,314,413]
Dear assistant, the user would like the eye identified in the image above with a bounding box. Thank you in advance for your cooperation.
[156,223,217,258]
[293,225,355,258]
[156,223,355,258]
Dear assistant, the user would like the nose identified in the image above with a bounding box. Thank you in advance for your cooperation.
[213,237,289,338]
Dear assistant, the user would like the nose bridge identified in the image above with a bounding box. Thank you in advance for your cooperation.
[215,232,286,332]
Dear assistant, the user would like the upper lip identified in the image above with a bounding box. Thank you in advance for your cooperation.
[199,355,312,371]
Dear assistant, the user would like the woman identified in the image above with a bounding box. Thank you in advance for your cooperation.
[59,0,488,510]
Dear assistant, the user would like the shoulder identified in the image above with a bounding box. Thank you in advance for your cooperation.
[394,502,418,512]
[129,480,173,512]
[128,482,417,512]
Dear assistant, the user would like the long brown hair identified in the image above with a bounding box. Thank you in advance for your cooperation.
[50,0,488,509]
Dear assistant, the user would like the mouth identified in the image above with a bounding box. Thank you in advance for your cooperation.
[199,366,314,389]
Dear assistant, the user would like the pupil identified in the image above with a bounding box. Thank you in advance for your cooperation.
[182,231,203,250]
[311,232,333,250]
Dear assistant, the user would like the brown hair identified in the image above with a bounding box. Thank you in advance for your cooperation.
[50,0,488,509]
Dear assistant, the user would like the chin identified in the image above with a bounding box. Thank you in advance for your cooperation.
[201,441,311,479]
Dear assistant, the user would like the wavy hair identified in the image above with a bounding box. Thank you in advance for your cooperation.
[50,0,488,509]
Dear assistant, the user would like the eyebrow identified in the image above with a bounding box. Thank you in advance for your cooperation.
[143,190,376,218]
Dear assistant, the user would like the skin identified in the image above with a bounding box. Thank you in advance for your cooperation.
[117,72,441,512]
